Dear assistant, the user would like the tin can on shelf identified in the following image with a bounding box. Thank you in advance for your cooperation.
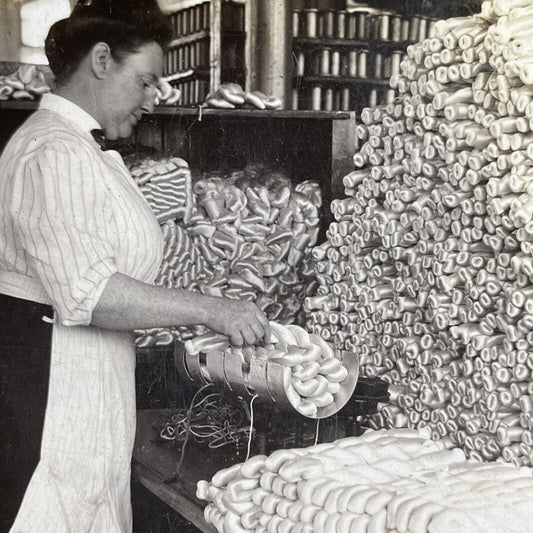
[391,14,402,41]
[386,89,396,104]
[418,16,428,41]
[369,88,378,107]
[319,48,331,76]
[391,50,402,76]
[182,8,190,37]
[342,87,351,111]
[293,10,301,37]
[347,12,357,39]
[190,43,196,68]
[357,11,368,40]
[409,16,421,42]
[194,4,202,32]
[331,50,341,77]
[348,50,358,77]
[336,11,347,39]
[378,13,391,41]
[312,85,322,111]
[174,11,182,38]
[189,6,197,34]
[202,2,210,30]
[296,50,305,77]
[374,52,383,79]
[401,17,410,41]
[383,54,392,79]
[358,49,368,79]
[324,87,334,111]
[291,88,299,110]
[324,9,336,38]
[428,18,437,37]
[304,8,319,38]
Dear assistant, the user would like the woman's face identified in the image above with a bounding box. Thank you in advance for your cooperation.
[99,41,163,140]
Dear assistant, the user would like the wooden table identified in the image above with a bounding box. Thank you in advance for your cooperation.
[133,409,248,533]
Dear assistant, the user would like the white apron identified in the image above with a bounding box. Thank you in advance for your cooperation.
[0,110,163,532]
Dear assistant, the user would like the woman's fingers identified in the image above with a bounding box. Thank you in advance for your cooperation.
[241,325,257,346]
[230,330,244,347]
[249,320,266,344]
[256,311,271,344]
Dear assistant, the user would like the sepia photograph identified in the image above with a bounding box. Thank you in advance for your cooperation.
[1,0,533,532]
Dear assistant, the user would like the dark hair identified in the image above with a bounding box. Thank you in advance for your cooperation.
[45,0,172,85]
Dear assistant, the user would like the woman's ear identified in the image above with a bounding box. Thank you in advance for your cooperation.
[91,42,112,79]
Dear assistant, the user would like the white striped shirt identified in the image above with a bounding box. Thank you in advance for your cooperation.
[0,94,164,326]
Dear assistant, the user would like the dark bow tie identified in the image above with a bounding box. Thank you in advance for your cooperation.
[90,129,109,151]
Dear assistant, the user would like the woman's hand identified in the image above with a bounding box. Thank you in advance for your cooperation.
[92,273,270,346]
[204,298,271,347]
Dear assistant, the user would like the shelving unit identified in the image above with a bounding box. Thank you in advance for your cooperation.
[290,7,435,112]
[161,0,254,106]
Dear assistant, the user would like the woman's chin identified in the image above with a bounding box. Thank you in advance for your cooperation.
[104,123,134,140]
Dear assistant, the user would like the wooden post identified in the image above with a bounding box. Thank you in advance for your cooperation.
[256,0,292,107]
[245,0,259,92]
[332,111,357,197]
[209,0,222,92]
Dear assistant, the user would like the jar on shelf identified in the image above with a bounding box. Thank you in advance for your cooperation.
[304,8,319,38]
[323,9,336,39]
[291,88,299,110]
[296,50,306,77]
[324,87,334,111]
[348,50,358,77]
[341,87,351,111]
[419,16,428,41]
[311,84,323,111]
[377,12,393,41]
[331,50,341,77]
[358,49,369,79]
[336,11,347,39]
[346,11,357,39]
[292,10,301,38]
[369,88,378,107]
[374,52,383,79]
[391,50,403,76]
[383,54,392,79]
[409,15,421,42]
[401,17,410,41]
[318,48,332,76]
[391,14,402,42]
[357,10,369,40]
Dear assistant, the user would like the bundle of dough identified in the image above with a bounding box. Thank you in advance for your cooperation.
[0,64,51,100]
[155,79,181,106]
[304,0,533,467]
[129,156,194,223]
[198,427,533,533]
[183,322,351,417]
[205,83,282,110]
[133,163,322,347]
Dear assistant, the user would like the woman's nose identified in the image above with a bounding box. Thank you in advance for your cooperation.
[142,86,158,113]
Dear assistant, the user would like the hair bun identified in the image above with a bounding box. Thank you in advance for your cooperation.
[45,18,72,77]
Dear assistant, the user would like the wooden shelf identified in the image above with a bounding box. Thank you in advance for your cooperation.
[168,30,210,49]
[0,99,39,110]
[0,99,354,119]
[149,107,354,120]
[293,37,417,50]
[294,75,392,87]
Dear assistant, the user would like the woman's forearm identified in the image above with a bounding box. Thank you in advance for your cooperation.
[91,272,270,346]
[91,272,208,330]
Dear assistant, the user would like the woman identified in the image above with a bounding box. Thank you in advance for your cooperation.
[0,1,269,531]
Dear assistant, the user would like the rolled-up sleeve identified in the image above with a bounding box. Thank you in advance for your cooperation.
[10,141,118,326]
